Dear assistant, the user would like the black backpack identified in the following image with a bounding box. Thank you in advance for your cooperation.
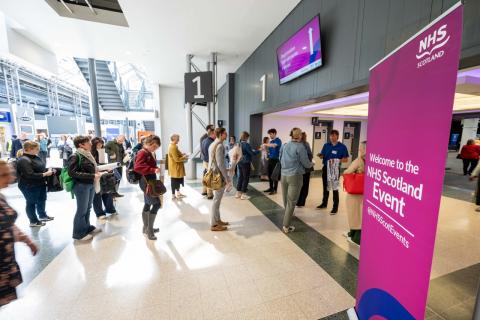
[100,173,117,194]
[127,152,141,184]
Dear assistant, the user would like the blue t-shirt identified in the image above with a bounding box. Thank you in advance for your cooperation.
[268,137,282,159]
[320,142,349,165]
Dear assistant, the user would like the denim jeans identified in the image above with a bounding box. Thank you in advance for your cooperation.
[93,192,115,217]
[19,185,47,223]
[72,182,95,239]
[236,162,251,193]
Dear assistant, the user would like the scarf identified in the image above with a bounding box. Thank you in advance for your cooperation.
[327,158,341,191]
[76,148,101,193]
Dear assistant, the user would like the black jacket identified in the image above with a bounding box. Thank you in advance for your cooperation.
[10,139,24,159]
[16,154,47,187]
[68,153,96,184]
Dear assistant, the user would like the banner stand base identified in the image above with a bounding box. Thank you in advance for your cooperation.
[347,308,359,320]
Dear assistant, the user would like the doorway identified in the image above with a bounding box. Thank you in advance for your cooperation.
[343,121,361,167]
[312,121,333,171]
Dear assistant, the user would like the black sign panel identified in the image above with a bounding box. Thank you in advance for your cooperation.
[184,71,213,103]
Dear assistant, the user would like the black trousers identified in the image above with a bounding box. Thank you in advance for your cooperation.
[268,158,279,191]
[237,162,251,193]
[463,159,478,175]
[322,167,339,209]
[297,171,311,206]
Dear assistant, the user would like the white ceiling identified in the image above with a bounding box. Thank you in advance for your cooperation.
[0,0,301,87]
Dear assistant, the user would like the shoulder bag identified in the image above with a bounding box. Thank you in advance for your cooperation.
[203,143,225,190]
[144,176,167,196]
[343,173,364,195]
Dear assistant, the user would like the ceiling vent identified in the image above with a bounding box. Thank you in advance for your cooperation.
[45,0,128,27]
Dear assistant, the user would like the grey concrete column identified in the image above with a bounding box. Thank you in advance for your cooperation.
[88,58,101,137]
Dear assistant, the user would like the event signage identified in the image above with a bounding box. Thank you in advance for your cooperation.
[184,71,213,104]
[277,15,322,84]
[353,3,463,319]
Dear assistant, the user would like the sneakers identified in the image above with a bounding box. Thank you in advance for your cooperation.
[89,227,102,234]
[30,221,46,227]
[218,220,230,226]
[282,226,295,234]
[330,208,338,215]
[39,215,54,221]
[97,215,108,221]
[235,192,242,199]
[176,193,186,198]
[109,211,118,216]
[210,225,227,231]
[240,194,250,200]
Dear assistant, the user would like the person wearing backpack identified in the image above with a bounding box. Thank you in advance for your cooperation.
[91,137,117,221]
[235,131,259,200]
[68,136,102,241]
[134,135,162,240]
[16,141,54,227]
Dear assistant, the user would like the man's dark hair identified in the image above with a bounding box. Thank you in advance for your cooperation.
[330,130,340,137]
[206,124,215,132]
[267,128,277,135]
[73,136,91,148]
[215,127,226,138]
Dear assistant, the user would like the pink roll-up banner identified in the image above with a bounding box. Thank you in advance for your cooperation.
[353,2,463,319]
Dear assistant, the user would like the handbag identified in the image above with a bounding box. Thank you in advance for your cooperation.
[144,177,167,196]
[203,143,225,190]
[456,154,462,159]
[343,173,364,195]
[271,162,281,182]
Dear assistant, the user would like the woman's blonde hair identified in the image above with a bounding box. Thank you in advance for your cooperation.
[291,127,302,140]
[23,140,39,151]
[170,134,180,142]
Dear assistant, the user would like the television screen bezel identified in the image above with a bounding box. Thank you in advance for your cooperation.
[276,15,323,85]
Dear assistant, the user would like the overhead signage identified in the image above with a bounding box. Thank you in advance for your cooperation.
[277,15,322,84]
[353,3,463,319]
[184,71,213,104]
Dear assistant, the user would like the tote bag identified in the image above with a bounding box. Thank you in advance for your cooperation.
[343,173,364,195]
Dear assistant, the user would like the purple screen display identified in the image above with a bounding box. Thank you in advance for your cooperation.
[277,15,322,84]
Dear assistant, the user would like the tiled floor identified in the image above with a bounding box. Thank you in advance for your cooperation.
[1,167,478,319]
[0,178,354,320]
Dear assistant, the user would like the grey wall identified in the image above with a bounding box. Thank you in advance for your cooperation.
[227,0,480,139]
[217,73,235,136]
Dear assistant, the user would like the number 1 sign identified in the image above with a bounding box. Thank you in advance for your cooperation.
[184,71,213,103]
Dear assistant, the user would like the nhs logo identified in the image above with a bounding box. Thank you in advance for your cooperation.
[416,24,450,68]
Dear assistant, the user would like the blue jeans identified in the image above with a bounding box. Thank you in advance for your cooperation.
[19,185,47,223]
[93,193,115,217]
[236,162,251,193]
[72,182,95,239]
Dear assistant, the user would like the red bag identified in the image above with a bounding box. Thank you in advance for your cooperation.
[343,173,364,195]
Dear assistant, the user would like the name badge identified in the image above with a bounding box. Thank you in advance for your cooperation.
[332,150,338,155]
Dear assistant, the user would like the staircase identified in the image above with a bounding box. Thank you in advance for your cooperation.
[74,58,126,111]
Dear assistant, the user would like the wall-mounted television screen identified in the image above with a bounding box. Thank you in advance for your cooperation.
[277,15,322,84]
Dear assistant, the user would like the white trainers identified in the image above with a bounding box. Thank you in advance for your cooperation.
[98,215,108,221]
[240,194,251,200]
[235,192,242,199]
[176,193,186,198]
[282,226,295,234]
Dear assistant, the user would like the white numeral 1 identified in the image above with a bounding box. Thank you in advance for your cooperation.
[308,27,314,55]
[193,76,204,99]
[260,74,266,102]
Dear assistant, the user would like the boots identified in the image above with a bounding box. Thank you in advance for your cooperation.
[147,213,157,240]
[142,210,159,235]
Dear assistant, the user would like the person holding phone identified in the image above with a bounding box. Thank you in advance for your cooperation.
[16,141,54,227]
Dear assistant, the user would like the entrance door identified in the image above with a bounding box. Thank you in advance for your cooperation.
[312,121,333,171]
[250,113,263,176]
[343,121,361,168]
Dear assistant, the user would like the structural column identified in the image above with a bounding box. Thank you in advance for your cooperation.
[186,54,196,179]
[88,58,101,136]
[210,52,217,125]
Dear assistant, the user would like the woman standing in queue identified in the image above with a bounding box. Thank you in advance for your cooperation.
[168,134,188,200]
[343,141,367,245]
[68,136,102,241]
[235,131,259,200]
[259,136,270,181]
[91,137,117,221]
[296,132,313,207]
[16,141,54,227]
[0,160,38,307]
[134,135,162,240]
